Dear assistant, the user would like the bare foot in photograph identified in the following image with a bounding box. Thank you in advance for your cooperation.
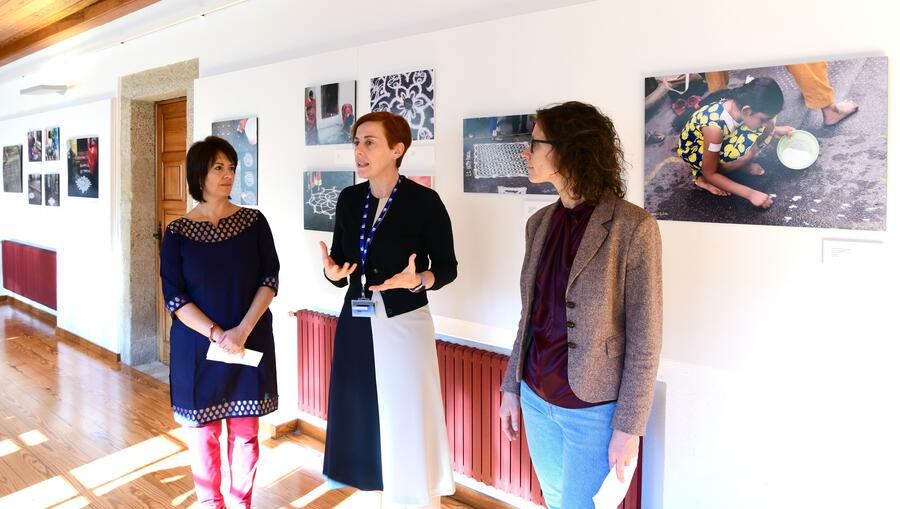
[744,162,765,176]
[822,100,859,126]
[695,175,730,196]
[645,130,665,145]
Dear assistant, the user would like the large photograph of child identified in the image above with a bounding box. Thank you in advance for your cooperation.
[644,57,886,230]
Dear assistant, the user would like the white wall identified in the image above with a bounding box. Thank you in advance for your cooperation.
[194,2,899,508]
[0,99,116,352]
[0,0,897,507]
[0,0,589,120]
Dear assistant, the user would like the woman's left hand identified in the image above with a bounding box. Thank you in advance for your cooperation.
[218,324,250,356]
[608,429,640,482]
[368,254,419,292]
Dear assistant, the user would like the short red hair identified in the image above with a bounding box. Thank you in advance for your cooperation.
[352,111,412,167]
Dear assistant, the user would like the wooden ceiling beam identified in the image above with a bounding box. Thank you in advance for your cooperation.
[0,0,162,68]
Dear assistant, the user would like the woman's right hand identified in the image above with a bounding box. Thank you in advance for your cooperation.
[320,241,357,282]
[499,392,521,441]
[749,190,774,209]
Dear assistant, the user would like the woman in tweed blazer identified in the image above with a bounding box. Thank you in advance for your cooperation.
[499,101,662,509]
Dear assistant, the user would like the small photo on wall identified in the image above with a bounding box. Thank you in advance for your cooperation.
[370,69,434,140]
[27,130,42,162]
[406,175,433,189]
[44,173,60,206]
[67,137,99,198]
[28,174,42,205]
[463,114,555,195]
[305,81,356,145]
[212,117,258,205]
[3,145,23,192]
[644,56,887,230]
[45,127,60,161]
[303,170,355,232]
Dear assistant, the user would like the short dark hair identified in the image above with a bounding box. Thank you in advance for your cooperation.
[352,111,412,167]
[185,136,237,202]
[535,101,626,202]
[732,76,784,115]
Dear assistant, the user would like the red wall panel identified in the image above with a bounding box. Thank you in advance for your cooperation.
[1,240,56,310]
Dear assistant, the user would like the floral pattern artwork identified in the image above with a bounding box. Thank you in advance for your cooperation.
[67,137,99,198]
[44,173,60,206]
[212,117,258,205]
[303,170,355,232]
[28,174,41,205]
[370,69,435,140]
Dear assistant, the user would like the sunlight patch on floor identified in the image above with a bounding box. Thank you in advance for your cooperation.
[0,476,79,509]
[19,429,49,446]
[70,434,185,489]
[286,483,331,508]
[0,439,20,458]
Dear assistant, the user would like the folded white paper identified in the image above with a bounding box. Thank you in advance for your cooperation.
[593,457,638,509]
[206,344,263,367]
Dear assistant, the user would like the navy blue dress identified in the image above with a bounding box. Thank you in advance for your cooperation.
[160,207,280,426]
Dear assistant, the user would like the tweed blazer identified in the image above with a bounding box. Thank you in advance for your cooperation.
[500,195,663,436]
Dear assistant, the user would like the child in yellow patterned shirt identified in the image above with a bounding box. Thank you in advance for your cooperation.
[677,77,794,208]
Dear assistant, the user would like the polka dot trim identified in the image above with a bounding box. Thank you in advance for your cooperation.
[168,208,260,243]
[173,396,278,427]
[261,276,279,294]
[166,295,190,313]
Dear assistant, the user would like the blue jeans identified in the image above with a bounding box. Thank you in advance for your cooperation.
[520,381,616,509]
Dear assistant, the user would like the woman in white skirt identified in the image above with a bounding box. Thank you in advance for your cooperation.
[318,111,457,508]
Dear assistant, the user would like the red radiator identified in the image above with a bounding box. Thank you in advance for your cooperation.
[436,341,545,503]
[295,309,641,508]
[295,310,336,420]
[1,240,57,310]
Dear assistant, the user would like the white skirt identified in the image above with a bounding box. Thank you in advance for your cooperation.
[370,291,455,506]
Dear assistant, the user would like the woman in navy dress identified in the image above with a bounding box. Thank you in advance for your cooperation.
[160,136,279,509]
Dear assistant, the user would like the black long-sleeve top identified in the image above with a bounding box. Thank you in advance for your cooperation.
[326,176,458,317]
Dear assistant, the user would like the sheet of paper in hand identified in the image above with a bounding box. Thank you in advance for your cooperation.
[206,344,263,367]
[592,457,638,509]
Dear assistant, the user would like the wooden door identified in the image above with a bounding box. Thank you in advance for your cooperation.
[156,98,187,365]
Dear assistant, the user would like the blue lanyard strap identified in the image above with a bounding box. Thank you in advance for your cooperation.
[359,177,401,289]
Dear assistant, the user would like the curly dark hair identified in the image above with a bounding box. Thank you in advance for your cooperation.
[536,101,627,202]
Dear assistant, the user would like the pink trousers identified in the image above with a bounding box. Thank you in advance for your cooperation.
[188,417,260,509]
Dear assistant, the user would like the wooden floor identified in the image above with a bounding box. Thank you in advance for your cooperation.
[0,303,480,509]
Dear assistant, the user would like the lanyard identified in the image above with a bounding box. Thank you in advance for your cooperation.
[359,177,401,296]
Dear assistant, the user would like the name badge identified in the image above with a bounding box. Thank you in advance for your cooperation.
[351,298,376,318]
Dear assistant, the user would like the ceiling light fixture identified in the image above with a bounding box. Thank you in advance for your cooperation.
[20,84,69,95]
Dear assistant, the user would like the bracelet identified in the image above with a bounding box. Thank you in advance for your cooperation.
[208,323,218,343]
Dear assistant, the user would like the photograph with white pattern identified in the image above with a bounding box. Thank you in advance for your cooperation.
[463,114,555,195]
[211,116,258,205]
[303,170,355,232]
[370,69,434,140]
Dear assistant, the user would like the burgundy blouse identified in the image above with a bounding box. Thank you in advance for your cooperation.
[523,201,609,408]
